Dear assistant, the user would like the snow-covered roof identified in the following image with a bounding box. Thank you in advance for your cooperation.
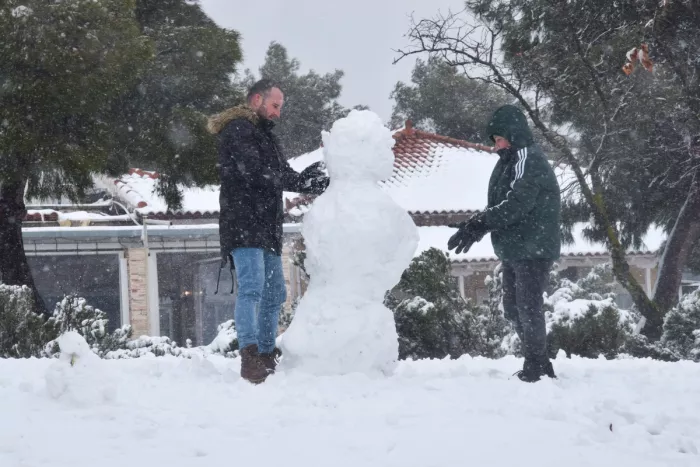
[23,187,122,224]
[106,169,220,218]
[416,224,666,263]
[24,209,132,225]
[383,128,497,214]
[286,126,578,216]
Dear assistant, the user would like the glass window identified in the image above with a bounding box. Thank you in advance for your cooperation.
[27,254,121,331]
[156,252,236,347]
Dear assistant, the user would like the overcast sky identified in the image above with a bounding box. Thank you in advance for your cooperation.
[199,0,467,121]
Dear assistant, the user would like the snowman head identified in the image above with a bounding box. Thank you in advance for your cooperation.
[321,110,395,182]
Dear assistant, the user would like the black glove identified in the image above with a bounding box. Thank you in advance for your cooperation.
[301,161,326,181]
[447,214,489,255]
[306,175,329,195]
[301,161,329,195]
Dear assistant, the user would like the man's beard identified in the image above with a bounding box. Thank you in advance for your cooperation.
[256,105,277,121]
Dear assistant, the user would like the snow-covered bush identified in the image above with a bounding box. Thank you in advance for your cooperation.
[543,264,682,361]
[545,264,632,359]
[548,303,628,359]
[205,319,238,357]
[621,333,680,362]
[386,248,479,360]
[43,294,132,358]
[473,264,515,359]
[103,335,190,359]
[0,284,52,358]
[661,290,700,361]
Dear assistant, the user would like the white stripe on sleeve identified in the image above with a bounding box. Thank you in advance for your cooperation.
[510,147,528,188]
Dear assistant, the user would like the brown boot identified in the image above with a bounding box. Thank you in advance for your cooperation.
[259,347,282,373]
[239,344,270,384]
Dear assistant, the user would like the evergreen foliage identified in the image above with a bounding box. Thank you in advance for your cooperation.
[386,248,479,360]
[390,56,511,142]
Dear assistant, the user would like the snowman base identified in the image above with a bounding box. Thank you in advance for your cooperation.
[280,290,399,377]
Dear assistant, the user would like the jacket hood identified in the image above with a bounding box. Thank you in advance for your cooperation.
[207,105,259,135]
[486,105,534,149]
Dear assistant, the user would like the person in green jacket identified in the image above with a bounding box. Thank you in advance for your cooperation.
[448,105,561,382]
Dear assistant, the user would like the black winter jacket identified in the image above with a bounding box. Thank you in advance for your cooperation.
[211,105,322,257]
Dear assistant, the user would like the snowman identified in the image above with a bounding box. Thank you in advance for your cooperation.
[280,110,419,376]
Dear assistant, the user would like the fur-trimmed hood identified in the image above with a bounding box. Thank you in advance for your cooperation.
[207,105,259,135]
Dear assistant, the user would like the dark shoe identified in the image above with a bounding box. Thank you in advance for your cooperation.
[513,358,556,383]
[239,344,270,384]
[259,347,282,373]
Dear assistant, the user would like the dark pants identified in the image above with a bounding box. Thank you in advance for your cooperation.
[502,260,552,363]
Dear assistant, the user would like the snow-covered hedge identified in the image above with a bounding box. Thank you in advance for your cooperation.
[386,248,511,360]
[103,335,190,359]
[4,259,700,363]
[44,295,133,358]
[661,289,700,361]
[0,284,51,358]
[544,265,632,359]
[385,256,696,362]
[0,286,195,359]
[205,320,238,357]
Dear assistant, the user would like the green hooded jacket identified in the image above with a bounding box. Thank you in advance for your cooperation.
[481,105,561,262]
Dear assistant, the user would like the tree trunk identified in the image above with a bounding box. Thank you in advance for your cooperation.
[0,180,47,315]
[608,238,664,338]
[652,172,700,315]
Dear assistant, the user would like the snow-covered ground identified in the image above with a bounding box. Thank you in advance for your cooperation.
[1,354,698,466]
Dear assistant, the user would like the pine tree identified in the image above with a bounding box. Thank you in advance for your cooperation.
[396,0,700,338]
[0,0,243,311]
[390,57,511,141]
[109,0,243,207]
[0,0,152,311]
[467,0,700,333]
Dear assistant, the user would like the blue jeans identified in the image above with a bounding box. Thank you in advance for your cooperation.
[232,248,287,354]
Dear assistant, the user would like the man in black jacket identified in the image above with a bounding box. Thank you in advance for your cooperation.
[208,79,329,383]
[448,105,561,382]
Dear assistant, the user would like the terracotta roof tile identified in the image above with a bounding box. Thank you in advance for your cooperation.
[24,212,59,222]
